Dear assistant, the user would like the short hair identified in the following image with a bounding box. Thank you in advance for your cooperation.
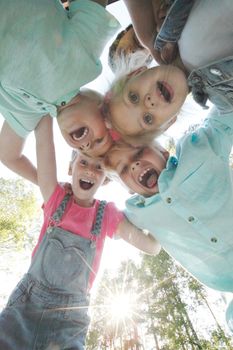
[108,25,153,73]
[108,24,133,72]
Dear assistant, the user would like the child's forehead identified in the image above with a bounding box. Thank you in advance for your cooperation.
[78,153,104,165]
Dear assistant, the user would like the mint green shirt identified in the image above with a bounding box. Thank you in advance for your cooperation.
[125,108,233,292]
[0,0,119,137]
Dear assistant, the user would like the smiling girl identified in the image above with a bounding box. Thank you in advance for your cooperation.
[104,63,188,144]
[0,115,158,350]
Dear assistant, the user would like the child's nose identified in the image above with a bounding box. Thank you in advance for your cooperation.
[131,161,140,171]
[79,141,91,152]
[144,94,156,108]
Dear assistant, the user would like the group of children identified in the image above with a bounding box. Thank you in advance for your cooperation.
[0,0,233,348]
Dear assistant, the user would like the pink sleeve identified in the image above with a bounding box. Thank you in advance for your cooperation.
[104,202,124,239]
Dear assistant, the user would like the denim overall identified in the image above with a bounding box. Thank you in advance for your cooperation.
[155,0,195,51]
[155,0,233,114]
[0,194,107,350]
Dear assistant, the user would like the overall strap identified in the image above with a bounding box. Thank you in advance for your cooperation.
[91,200,107,237]
[50,194,71,224]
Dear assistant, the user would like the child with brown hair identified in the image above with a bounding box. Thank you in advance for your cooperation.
[104,106,233,332]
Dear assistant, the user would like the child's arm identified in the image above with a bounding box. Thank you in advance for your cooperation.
[34,116,58,203]
[123,0,158,56]
[0,121,37,185]
[116,216,161,255]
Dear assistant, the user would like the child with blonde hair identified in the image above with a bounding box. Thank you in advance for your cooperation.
[0,0,120,183]
[104,0,233,145]
[0,115,158,349]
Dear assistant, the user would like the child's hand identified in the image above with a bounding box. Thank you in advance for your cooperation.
[62,182,73,195]
[151,42,178,65]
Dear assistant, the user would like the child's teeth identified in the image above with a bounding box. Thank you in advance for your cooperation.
[139,168,150,182]
[79,128,88,140]
[81,179,94,184]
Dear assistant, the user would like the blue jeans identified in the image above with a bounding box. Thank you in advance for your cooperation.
[155,0,195,50]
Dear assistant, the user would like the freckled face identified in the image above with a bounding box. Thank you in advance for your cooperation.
[57,97,112,157]
[109,65,188,136]
[109,145,169,196]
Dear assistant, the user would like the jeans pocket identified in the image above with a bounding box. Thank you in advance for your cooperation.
[6,284,25,307]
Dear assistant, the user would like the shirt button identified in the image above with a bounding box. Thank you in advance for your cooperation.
[209,68,222,76]
[166,197,172,204]
[211,237,218,243]
[188,216,195,222]
[61,101,66,106]
[23,93,30,98]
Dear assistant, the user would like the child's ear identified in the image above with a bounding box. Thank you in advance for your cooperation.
[68,162,73,176]
[161,149,170,161]
[102,176,112,186]
[104,118,112,129]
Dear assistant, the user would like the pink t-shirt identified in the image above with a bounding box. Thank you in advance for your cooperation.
[32,184,124,289]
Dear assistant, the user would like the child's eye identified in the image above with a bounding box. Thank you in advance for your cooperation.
[96,164,103,170]
[120,165,128,175]
[80,159,88,166]
[143,113,153,125]
[132,148,144,162]
[135,148,144,159]
[96,138,104,144]
[128,92,139,104]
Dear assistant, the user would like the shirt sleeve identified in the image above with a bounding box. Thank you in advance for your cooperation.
[68,0,120,58]
[104,202,124,239]
[203,107,233,159]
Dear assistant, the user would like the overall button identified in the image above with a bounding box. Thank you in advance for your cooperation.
[209,68,222,77]
[188,216,195,223]
[210,237,218,243]
[61,101,66,106]
[166,197,172,204]
[192,75,201,84]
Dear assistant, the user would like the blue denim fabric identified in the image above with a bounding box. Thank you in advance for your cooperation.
[188,56,233,113]
[154,0,233,114]
[0,195,107,350]
[155,0,195,50]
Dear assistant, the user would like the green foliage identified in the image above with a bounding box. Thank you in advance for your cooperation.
[0,178,39,247]
[87,251,233,349]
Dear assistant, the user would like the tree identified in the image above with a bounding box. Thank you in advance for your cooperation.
[0,178,39,248]
[87,250,233,349]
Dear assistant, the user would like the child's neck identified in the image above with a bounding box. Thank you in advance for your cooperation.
[73,196,95,208]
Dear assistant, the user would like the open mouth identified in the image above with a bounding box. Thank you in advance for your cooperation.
[157,82,173,103]
[138,168,158,188]
[70,127,88,141]
[79,179,94,190]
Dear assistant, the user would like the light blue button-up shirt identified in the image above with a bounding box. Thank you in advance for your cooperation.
[125,108,233,292]
[0,0,120,138]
